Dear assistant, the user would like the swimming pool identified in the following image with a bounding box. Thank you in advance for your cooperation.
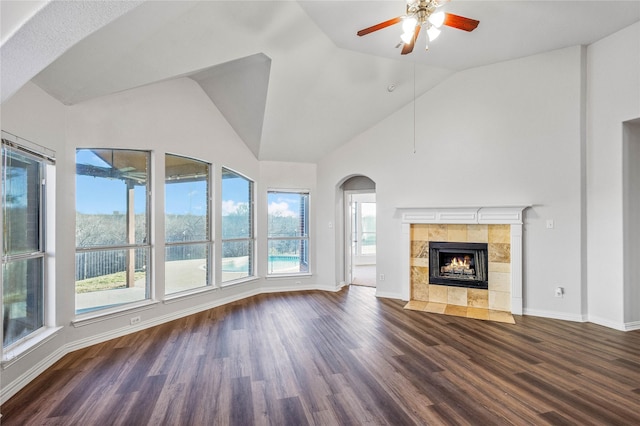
[221,255,302,273]
[267,255,302,273]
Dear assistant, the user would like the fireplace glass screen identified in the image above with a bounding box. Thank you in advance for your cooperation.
[429,242,488,289]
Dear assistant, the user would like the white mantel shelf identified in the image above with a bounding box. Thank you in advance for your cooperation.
[398,206,529,315]
[397,206,528,225]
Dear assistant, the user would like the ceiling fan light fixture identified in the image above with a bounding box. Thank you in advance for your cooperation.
[400,30,415,44]
[356,0,479,55]
[401,15,418,44]
[402,16,417,33]
[427,26,441,41]
[428,11,445,28]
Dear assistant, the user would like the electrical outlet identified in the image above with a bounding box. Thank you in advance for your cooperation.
[555,287,564,298]
[379,273,385,281]
[130,315,141,325]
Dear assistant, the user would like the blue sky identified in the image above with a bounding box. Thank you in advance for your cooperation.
[267,192,301,218]
[76,177,300,217]
[76,150,298,217]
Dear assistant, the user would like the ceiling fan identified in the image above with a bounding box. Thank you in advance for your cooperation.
[357,0,479,55]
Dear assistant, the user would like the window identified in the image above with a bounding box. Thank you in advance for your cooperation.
[165,154,211,295]
[2,135,53,349]
[357,201,376,256]
[267,191,309,275]
[75,149,150,314]
[221,168,254,282]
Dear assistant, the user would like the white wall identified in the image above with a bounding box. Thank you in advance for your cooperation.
[316,46,587,319]
[587,22,640,329]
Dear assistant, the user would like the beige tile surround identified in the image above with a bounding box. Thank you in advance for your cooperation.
[409,224,512,312]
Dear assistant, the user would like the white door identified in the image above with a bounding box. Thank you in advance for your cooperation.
[344,192,356,285]
[345,191,376,286]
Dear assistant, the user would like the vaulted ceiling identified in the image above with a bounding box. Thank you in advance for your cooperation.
[2,1,639,162]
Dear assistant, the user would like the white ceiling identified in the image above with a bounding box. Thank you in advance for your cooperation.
[2,1,639,162]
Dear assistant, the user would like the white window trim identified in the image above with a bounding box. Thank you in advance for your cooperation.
[163,285,216,304]
[220,275,260,288]
[266,189,310,277]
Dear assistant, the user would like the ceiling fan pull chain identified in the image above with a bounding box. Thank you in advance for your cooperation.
[413,62,417,154]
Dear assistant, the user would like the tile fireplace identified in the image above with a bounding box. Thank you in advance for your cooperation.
[398,206,528,315]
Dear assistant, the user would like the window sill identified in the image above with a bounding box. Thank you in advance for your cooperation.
[163,286,216,304]
[266,273,312,279]
[220,276,260,288]
[72,300,160,328]
[2,326,63,368]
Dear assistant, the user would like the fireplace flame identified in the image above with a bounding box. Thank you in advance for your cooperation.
[441,255,474,276]
[450,257,470,268]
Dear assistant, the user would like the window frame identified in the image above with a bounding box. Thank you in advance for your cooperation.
[220,167,255,284]
[164,153,212,296]
[74,148,152,316]
[266,189,310,277]
[1,132,56,354]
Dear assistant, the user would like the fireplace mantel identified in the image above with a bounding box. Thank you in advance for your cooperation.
[397,206,527,225]
[398,206,528,315]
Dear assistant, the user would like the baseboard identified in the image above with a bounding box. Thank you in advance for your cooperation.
[518,309,639,332]
[523,308,587,323]
[261,283,339,294]
[587,314,640,331]
[624,320,640,331]
[375,290,404,300]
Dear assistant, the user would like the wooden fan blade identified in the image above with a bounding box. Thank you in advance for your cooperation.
[443,13,479,32]
[357,16,403,36]
[401,25,421,55]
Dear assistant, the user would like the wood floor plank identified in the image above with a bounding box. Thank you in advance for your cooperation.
[277,396,310,426]
[230,376,254,425]
[3,286,640,425]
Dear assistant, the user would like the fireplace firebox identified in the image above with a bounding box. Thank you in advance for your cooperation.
[429,242,488,289]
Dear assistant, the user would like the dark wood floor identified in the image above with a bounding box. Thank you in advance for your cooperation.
[3,286,640,425]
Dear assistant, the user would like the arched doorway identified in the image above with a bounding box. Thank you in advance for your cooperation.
[340,176,376,287]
